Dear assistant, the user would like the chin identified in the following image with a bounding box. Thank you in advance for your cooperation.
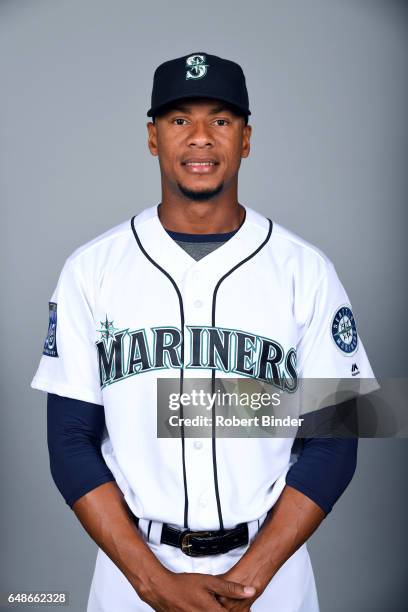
[177,181,224,202]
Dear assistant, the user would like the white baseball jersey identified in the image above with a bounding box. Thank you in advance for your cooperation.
[31,204,376,531]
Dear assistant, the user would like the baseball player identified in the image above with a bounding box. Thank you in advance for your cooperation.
[31,52,377,611]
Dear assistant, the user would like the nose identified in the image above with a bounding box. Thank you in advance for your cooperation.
[187,120,214,148]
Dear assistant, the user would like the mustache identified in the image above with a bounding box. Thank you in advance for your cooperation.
[176,181,224,202]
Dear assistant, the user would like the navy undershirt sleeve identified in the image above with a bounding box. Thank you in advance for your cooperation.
[286,437,358,515]
[47,393,115,508]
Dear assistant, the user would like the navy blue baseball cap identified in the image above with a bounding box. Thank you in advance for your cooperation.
[147,52,251,118]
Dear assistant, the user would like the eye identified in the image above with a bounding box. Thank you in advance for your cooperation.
[213,118,230,126]
[173,118,189,125]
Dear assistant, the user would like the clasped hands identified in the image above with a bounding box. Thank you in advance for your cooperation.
[136,558,270,611]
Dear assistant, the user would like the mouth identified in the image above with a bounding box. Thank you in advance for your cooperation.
[181,159,220,174]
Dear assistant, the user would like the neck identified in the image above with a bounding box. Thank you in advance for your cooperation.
[158,182,244,234]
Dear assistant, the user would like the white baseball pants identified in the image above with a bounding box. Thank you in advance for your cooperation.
[87,512,319,612]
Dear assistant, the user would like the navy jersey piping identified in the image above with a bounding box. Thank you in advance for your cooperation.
[131,216,189,528]
[210,218,273,530]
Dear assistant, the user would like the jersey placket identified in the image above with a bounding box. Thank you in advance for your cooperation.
[132,205,273,530]
[182,264,220,530]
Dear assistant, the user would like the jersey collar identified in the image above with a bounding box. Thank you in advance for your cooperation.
[131,204,272,287]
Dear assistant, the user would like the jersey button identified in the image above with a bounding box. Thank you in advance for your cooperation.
[193,299,203,308]
[193,440,203,450]
[199,498,208,508]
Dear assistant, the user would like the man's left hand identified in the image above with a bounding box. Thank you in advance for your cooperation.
[216,564,268,611]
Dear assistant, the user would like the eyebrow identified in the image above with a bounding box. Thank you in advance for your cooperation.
[168,103,234,115]
[208,104,233,114]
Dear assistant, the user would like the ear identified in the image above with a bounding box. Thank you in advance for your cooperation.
[241,124,252,159]
[147,121,158,157]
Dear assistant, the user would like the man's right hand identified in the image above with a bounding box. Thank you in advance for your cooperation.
[136,569,256,611]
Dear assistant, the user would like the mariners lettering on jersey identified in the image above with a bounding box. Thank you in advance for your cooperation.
[96,321,297,392]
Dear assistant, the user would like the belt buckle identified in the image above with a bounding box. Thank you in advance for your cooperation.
[180,530,211,556]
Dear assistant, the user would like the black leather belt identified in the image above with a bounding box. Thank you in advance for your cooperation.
[134,517,249,557]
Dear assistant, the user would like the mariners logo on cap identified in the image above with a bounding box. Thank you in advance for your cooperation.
[185,54,209,80]
[331,305,358,355]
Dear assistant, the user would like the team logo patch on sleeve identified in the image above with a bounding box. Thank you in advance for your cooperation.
[331,305,358,355]
[43,302,58,357]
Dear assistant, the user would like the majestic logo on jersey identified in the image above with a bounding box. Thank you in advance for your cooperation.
[351,363,360,376]
[185,54,209,80]
[96,321,297,392]
[331,305,358,355]
[43,302,58,357]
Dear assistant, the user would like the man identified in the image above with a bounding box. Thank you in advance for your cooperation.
[32,52,376,611]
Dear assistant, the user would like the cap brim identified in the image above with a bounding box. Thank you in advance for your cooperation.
[147,93,251,117]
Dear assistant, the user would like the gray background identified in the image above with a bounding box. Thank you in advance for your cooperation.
[1,0,407,610]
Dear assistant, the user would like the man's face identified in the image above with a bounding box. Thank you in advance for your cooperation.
[147,98,252,201]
